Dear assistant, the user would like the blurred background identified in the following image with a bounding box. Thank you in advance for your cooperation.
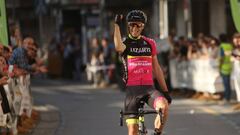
[1,0,240,135]
[4,0,239,81]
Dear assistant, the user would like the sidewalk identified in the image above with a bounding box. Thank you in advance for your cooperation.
[28,105,60,135]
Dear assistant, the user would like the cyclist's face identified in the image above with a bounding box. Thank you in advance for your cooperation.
[128,22,144,37]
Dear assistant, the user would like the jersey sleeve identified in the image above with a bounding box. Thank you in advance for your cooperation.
[142,36,157,56]
[151,39,157,56]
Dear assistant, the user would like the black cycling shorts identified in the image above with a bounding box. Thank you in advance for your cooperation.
[124,85,164,118]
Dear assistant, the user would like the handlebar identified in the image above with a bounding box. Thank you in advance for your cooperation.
[121,110,158,115]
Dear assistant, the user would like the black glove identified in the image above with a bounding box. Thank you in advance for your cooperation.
[162,91,172,104]
[115,14,123,26]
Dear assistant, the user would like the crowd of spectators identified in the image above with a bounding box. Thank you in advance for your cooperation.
[47,29,81,80]
[0,23,47,134]
[168,33,219,61]
[1,22,118,134]
[47,29,116,87]
[86,37,115,87]
[159,32,240,109]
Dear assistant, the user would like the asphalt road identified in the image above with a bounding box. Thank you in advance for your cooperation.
[31,79,240,135]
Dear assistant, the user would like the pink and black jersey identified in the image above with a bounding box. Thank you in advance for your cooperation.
[121,36,157,86]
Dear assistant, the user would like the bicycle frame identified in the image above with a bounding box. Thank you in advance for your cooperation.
[138,108,147,135]
[120,102,163,135]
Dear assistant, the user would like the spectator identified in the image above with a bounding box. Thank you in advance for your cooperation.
[29,43,48,75]
[178,36,188,61]
[90,52,102,87]
[87,37,103,87]
[169,42,180,59]
[187,40,200,60]
[2,46,12,61]
[232,33,240,109]
[10,24,22,47]
[62,36,75,79]
[73,35,82,80]
[0,45,8,76]
[100,38,112,65]
[208,36,220,59]
[8,37,46,73]
[218,34,233,104]
[198,38,209,59]
[90,37,102,58]
[100,38,112,85]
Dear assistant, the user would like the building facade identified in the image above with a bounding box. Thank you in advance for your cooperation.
[5,0,237,49]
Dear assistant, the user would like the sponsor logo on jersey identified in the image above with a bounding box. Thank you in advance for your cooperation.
[130,47,151,53]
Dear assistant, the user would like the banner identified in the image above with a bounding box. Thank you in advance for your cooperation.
[169,59,225,93]
[1,75,32,134]
[230,0,240,32]
[0,0,9,46]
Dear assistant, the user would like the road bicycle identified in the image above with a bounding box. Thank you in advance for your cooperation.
[119,101,163,135]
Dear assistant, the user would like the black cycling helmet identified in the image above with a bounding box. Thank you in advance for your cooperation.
[126,10,147,24]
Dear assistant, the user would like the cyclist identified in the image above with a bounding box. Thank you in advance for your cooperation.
[114,10,172,135]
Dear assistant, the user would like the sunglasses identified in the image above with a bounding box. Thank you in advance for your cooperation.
[128,23,144,28]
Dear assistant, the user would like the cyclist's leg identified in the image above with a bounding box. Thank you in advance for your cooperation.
[124,91,139,135]
[126,118,138,135]
[148,90,169,134]
[125,86,151,135]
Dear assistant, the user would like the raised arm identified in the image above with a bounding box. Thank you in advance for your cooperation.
[114,15,126,53]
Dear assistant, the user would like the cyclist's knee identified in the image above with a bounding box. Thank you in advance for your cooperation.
[154,96,169,111]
